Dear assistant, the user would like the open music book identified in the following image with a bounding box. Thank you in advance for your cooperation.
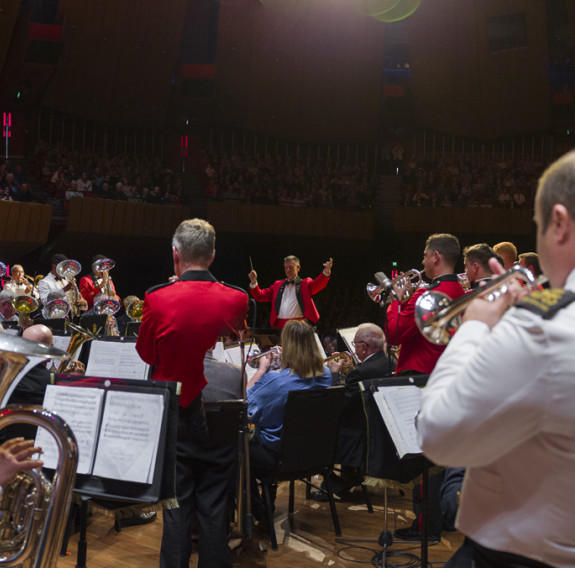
[84,338,149,380]
[36,384,164,483]
[372,385,423,459]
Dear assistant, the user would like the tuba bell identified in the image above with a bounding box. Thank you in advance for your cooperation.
[12,296,39,328]
[0,333,78,568]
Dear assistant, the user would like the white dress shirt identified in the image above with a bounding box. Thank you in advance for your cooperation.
[277,282,303,319]
[417,268,575,567]
[38,272,68,305]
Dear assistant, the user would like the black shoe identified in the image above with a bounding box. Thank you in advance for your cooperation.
[309,489,341,502]
[118,511,157,529]
[394,526,440,543]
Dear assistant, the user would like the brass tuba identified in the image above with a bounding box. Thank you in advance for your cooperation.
[0,333,78,568]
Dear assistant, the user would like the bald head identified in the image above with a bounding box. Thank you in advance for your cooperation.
[23,324,53,346]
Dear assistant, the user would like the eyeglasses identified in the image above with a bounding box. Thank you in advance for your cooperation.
[352,341,367,348]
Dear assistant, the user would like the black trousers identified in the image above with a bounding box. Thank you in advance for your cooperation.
[160,398,236,568]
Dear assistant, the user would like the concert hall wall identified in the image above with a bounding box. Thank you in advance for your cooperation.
[407,0,550,139]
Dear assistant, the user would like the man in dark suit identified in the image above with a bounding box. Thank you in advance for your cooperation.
[248,255,332,329]
[312,323,394,499]
[136,218,248,568]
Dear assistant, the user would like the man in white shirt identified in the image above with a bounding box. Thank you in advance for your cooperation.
[417,150,575,568]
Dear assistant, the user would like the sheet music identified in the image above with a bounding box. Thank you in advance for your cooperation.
[86,340,149,380]
[337,326,360,364]
[52,335,72,353]
[224,345,258,381]
[373,386,423,458]
[314,332,326,358]
[36,385,105,474]
[92,391,164,483]
[212,341,226,362]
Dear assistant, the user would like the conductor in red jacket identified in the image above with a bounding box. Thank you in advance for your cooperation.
[248,255,332,329]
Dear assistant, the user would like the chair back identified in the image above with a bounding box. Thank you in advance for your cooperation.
[276,386,345,479]
[204,399,246,447]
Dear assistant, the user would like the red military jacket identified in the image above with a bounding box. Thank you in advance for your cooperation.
[250,272,329,328]
[387,274,465,375]
[136,270,248,407]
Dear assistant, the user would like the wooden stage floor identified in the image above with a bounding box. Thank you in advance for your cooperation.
[57,480,463,567]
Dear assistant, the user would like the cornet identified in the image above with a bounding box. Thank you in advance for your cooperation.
[247,346,282,370]
[415,264,537,345]
[367,269,423,304]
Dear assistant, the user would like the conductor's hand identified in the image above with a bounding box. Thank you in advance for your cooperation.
[0,439,43,486]
[248,270,258,285]
[323,258,333,275]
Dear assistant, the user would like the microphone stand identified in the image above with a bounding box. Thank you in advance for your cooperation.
[237,299,258,538]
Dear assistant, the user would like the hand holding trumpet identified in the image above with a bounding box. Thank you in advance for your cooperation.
[462,258,528,329]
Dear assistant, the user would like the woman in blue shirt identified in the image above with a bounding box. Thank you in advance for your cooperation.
[247,320,332,517]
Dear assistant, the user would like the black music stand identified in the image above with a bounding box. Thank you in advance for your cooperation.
[52,377,179,567]
[335,374,432,568]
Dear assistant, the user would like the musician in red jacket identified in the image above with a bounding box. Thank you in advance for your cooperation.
[248,255,332,329]
[137,218,248,568]
[387,233,465,375]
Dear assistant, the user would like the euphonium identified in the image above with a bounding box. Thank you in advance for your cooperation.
[0,333,78,568]
[41,298,70,320]
[12,296,39,328]
[126,299,143,322]
[367,269,423,304]
[57,320,98,373]
[415,264,537,345]
[56,260,83,318]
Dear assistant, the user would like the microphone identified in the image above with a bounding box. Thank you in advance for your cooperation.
[374,272,393,294]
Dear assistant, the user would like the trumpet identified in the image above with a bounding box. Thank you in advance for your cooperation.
[246,346,282,370]
[415,264,537,345]
[367,269,423,304]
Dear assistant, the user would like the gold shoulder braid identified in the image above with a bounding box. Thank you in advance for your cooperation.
[516,288,575,319]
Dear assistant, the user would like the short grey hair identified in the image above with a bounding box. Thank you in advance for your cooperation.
[172,218,216,264]
[0,290,14,304]
[356,323,385,352]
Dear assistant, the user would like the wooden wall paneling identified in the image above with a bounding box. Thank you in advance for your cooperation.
[36,205,53,244]
[90,199,105,233]
[79,198,94,232]
[5,202,22,239]
[111,201,127,235]
[142,205,156,237]
[130,203,146,236]
[13,202,30,242]
[66,198,82,232]
[0,202,9,241]
[101,200,116,235]
[123,201,136,236]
